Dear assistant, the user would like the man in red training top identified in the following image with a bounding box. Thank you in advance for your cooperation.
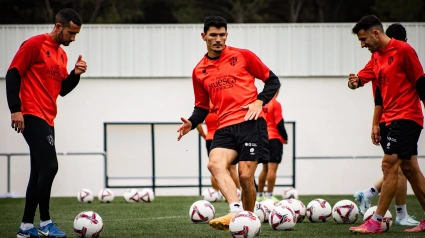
[177,16,280,231]
[257,91,288,202]
[347,15,425,234]
[6,8,87,238]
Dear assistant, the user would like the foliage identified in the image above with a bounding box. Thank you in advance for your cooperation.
[0,0,425,23]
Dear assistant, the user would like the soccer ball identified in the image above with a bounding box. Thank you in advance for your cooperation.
[73,211,103,237]
[123,190,139,203]
[332,199,359,224]
[77,189,94,203]
[363,206,393,232]
[229,211,261,238]
[306,198,332,222]
[260,199,276,222]
[282,187,299,199]
[98,188,114,203]
[139,188,155,202]
[253,202,269,223]
[201,188,221,202]
[189,200,215,223]
[268,205,296,230]
[277,199,306,223]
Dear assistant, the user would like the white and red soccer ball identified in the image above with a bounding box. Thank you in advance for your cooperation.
[229,211,261,238]
[282,187,299,199]
[332,199,359,224]
[77,189,94,203]
[98,189,114,203]
[139,188,155,202]
[306,198,332,222]
[123,190,140,203]
[201,188,221,202]
[74,211,103,237]
[363,206,393,232]
[277,199,306,223]
[268,205,297,230]
[189,200,215,223]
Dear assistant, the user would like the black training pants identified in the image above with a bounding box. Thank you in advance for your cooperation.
[21,115,58,223]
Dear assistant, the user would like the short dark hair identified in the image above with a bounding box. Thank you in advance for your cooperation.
[386,23,407,42]
[56,8,82,27]
[203,16,227,33]
[352,15,383,34]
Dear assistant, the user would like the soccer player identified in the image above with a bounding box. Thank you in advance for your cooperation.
[177,16,280,230]
[347,15,425,234]
[196,103,241,193]
[6,8,86,238]
[256,92,288,202]
[350,23,419,226]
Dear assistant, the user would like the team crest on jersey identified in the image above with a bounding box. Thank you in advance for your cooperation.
[388,56,394,65]
[47,135,54,146]
[229,56,238,66]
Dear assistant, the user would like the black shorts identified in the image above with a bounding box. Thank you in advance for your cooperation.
[268,139,283,163]
[379,119,422,159]
[206,140,213,155]
[211,118,269,164]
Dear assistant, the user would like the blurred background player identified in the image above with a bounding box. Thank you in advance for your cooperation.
[256,91,288,202]
[177,15,280,231]
[5,8,86,238]
[349,23,419,226]
[348,15,425,234]
[197,103,241,194]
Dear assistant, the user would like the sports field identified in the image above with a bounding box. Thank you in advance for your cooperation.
[0,195,423,237]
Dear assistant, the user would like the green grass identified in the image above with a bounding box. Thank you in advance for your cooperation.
[0,195,423,237]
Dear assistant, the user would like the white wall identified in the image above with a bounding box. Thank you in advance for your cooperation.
[1,77,424,197]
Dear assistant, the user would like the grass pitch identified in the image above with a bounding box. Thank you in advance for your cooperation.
[0,195,423,237]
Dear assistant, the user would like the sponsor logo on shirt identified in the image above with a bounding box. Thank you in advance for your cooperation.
[46,65,65,82]
[377,71,390,87]
[208,75,237,92]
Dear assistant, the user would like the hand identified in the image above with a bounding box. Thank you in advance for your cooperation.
[242,100,263,121]
[11,112,24,133]
[348,73,359,89]
[284,141,288,144]
[177,117,192,141]
[371,124,381,145]
[74,55,87,75]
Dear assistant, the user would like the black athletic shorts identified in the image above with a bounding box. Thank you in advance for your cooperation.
[211,118,269,164]
[206,139,213,155]
[379,119,422,159]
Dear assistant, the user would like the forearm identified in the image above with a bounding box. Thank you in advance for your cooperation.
[5,68,22,113]
[372,106,383,126]
[257,71,280,105]
[188,107,209,130]
[60,70,80,96]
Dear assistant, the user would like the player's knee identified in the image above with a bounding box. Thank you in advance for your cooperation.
[238,173,253,186]
[400,164,414,179]
[381,160,398,175]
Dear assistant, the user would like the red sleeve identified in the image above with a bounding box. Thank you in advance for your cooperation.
[273,100,283,125]
[400,44,424,84]
[239,49,271,82]
[192,69,209,110]
[8,36,44,76]
[357,57,375,86]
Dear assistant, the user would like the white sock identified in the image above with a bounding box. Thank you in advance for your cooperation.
[265,192,273,198]
[372,213,383,222]
[395,204,407,220]
[20,223,34,230]
[40,220,52,227]
[257,192,263,197]
[229,202,243,213]
[364,186,379,200]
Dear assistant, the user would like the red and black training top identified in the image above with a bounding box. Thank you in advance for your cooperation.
[192,46,280,129]
[358,39,424,126]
